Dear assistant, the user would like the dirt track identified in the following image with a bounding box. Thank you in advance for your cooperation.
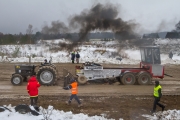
[0,63,180,120]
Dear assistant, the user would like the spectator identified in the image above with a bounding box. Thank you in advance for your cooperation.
[71,51,75,63]
[76,52,80,63]
[169,51,173,59]
[151,80,165,113]
[27,72,40,107]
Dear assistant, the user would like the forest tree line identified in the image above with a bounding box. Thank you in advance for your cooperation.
[0,32,115,45]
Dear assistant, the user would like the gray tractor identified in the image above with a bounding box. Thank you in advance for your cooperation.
[11,59,58,86]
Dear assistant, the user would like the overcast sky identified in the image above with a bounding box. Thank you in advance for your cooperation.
[0,0,180,34]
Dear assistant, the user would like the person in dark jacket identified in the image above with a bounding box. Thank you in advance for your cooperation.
[75,52,80,63]
[27,73,40,106]
[63,78,82,107]
[151,80,165,113]
[41,59,48,65]
[169,51,173,59]
[71,51,75,63]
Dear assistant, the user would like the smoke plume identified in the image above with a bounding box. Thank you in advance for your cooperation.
[42,21,68,34]
[69,3,138,41]
[42,3,139,51]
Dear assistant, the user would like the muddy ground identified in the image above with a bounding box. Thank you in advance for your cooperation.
[0,63,180,120]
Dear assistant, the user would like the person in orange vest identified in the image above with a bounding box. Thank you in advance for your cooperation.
[27,72,40,106]
[151,80,165,113]
[63,78,82,107]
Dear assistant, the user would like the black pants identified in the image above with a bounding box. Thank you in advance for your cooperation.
[68,94,81,104]
[30,97,38,106]
[72,59,74,63]
[153,97,164,111]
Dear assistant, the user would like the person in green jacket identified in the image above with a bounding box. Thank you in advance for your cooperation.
[152,80,165,113]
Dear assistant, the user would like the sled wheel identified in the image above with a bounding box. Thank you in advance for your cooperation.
[37,66,57,85]
[121,72,136,85]
[137,72,151,85]
[11,74,23,86]
[78,75,87,85]
[15,104,30,114]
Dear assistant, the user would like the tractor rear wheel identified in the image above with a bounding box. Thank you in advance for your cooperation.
[37,66,57,85]
[137,72,151,85]
[78,75,87,85]
[121,72,136,85]
[11,74,23,85]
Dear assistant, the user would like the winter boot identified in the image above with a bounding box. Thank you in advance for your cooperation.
[162,106,165,111]
[150,110,155,114]
[65,101,70,105]
[78,104,83,107]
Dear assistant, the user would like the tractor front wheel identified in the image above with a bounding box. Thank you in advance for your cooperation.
[11,74,23,86]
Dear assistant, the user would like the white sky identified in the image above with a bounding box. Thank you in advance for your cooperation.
[0,0,180,34]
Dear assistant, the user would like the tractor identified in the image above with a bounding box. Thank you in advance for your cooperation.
[11,58,57,86]
[75,46,164,85]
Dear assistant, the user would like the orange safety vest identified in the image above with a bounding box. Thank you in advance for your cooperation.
[71,82,78,94]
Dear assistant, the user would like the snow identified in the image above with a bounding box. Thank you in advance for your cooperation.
[1,38,180,119]
[142,110,180,120]
[0,39,180,64]
[0,105,117,120]
[1,105,180,120]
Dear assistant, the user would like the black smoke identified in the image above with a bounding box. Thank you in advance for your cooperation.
[42,3,139,51]
[42,21,68,34]
[69,3,138,42]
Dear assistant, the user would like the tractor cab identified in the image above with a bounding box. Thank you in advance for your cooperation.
[140,46,164,78]
[140,46,161,64]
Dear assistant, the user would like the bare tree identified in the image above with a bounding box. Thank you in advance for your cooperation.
[41,106,53,120]
[26,24,33,44]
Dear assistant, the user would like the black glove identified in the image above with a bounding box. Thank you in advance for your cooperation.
[63,87,69,90]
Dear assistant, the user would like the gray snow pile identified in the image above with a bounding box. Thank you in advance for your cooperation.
[0,105,119,120]
[142,110,180,120]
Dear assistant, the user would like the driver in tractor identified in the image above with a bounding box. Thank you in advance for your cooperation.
[41,59,48,65]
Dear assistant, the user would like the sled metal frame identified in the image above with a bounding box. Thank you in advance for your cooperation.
[82,68,122,81]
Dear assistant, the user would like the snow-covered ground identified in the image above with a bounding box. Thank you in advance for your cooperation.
[1,38,180,119]
[0,105,118,120]
[0,39,180,64]
[1,104,180,120]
